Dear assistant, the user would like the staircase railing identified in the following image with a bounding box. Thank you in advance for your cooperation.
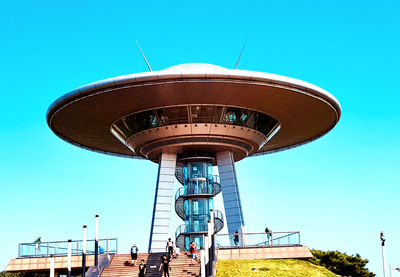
[175,182,221,202]
[175,210,224,239]
[213,210,224,233]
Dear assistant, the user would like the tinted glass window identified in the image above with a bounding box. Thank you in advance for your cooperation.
[111,105,279,139]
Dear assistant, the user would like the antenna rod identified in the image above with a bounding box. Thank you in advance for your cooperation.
[136,41,152,72]
[234,39,248,70]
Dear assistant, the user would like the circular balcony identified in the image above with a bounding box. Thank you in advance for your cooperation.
[175,181,222,220]
[175,210,225,250]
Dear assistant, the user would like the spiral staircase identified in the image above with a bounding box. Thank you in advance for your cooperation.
[174,165,224,250]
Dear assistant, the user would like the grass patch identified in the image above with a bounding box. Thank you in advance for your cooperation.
[216,259,337,277]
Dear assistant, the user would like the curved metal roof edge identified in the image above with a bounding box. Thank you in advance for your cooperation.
[47,64,341,123]
[46,64,342,160]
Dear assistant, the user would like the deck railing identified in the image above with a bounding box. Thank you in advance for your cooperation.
[215,231,300,248]
[18,238,118,258]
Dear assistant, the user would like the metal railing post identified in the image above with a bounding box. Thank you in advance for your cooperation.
[67,239,72,277]
[95,215,99,267]
[82,225,87,277]
[271,232,274,246]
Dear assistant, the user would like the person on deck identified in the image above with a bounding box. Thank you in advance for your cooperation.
[233,231,241,246]
[130,244,138,266]
[265,227,273,246]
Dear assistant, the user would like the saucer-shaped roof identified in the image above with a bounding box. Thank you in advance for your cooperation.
[47,63,341,160]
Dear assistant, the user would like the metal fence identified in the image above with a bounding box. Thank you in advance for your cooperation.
[215,232,300,248]
[18,238,118,258]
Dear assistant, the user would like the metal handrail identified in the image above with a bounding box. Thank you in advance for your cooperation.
[180,175,220,185]
[175,187,185,201]
[175,224,209,238]
[18,238,118,258]
[175,183,222,202]
[213,210,224,222]
[212,175,220,184]
[215,231,301,248]
[215,231,300,236]
[175,210,225,238]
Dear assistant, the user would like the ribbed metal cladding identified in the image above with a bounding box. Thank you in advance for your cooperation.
[217,150,246,245]
[148,153,177,252]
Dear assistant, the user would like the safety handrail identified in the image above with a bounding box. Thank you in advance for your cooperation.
[175,224,209,238]
[175,183,221,202]
[215,231,301,248]
[18,238,118,258]
[213,210,224,222]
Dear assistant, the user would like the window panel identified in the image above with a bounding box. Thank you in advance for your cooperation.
[111,105,279,139]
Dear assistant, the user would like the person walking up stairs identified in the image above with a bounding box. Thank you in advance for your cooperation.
[100,251,201,277]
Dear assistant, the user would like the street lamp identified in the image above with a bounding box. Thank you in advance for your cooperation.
[381,231,387,277]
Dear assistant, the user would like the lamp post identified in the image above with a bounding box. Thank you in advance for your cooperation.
[67,239,72,277]
[95,215,99,267]
[82,225,87,277]
[381,231,387,277]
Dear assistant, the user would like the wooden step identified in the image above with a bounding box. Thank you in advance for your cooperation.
[100,252,200,277]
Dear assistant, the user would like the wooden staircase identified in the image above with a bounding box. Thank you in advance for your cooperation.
[100,252,200,277]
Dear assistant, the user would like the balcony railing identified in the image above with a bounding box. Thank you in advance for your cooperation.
[215,232,300,248]
[175,183,221,202]
[18,238,118,258]
[175,211,225,238]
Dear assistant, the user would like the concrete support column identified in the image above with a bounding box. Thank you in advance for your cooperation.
[50,255,55,277]
[148,153,177,252]
[216,151,245,244]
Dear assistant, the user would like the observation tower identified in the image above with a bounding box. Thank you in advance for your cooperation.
[47,63,341,252]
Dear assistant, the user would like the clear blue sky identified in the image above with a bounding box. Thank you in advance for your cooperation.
[0,0,399,275]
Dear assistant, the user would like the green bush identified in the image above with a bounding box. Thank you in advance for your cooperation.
[310,249,375,277]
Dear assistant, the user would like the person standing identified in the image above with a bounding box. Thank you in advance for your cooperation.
[265,227,272,246]
[174,246,180,258]
[159,255,171,277]
[233,231,241,246]
[166,238,174,258]
[138,259,146,277]
[130,244,138,266]
[190,241,198,264]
